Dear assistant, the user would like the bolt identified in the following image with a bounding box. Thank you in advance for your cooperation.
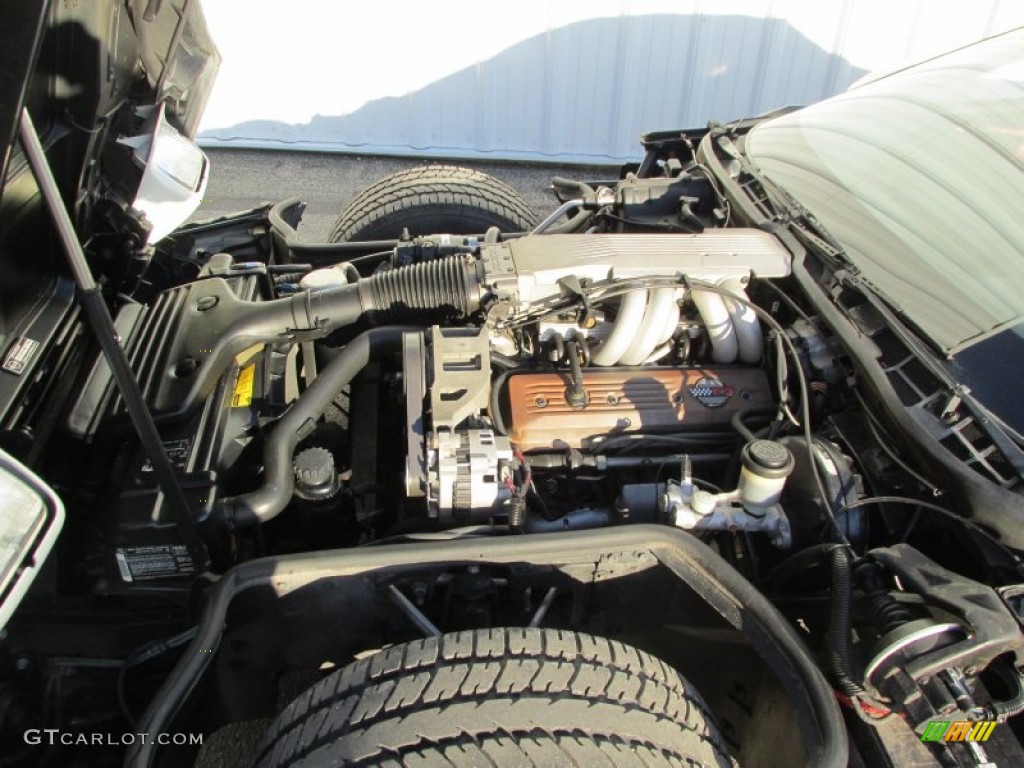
[174,358,199,377]
[196,295,219,311]
[535,396,548,408]
[606,393,619,405]
[411,581,429,606]
[15,656,30,672]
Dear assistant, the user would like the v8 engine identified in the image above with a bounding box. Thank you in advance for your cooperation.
[108,222,806,557]
[13,16,1024,768]
[385,229,790,527]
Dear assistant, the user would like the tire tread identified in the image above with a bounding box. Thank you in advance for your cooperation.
[257,628,732,768]
[327,165,537,242]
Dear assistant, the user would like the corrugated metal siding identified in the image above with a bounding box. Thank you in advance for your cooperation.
[199,4,1023,164]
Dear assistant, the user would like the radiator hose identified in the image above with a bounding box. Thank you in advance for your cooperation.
[985,662,1024,721]
[213,258,484,527]
[216,327,419,529]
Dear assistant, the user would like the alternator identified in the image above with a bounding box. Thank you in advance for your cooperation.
[403,326,514,523]
[433,429,513,522]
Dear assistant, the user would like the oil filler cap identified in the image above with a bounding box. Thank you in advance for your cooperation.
[742,439,795,479]
[293,447,340,500]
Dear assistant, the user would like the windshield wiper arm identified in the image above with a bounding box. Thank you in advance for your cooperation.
[784,211,950,361]
[796,222,1024,472]
[786,219,853,274]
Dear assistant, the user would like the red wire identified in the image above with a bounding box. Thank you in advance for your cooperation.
[834,690,899,719]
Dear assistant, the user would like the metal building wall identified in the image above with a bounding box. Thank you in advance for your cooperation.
[199,3,1023,164]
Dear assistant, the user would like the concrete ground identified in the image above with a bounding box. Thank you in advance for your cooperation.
[191,149,621,242]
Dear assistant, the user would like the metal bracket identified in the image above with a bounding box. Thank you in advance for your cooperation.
[403,331,427,498]
[428,326,491,434]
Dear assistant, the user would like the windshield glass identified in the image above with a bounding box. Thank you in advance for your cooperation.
[746,30,1024,354]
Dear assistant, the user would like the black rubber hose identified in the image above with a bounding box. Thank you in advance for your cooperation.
[826,545,866,697]
[490,352,519,370]
[989,662,1024,720]
[551,176,597,199]
[355,255,484,319]
[855,562,913,637]
[217,327,419,528]
[489,368,515,436]
[226,254,483,337]
[175,256,484,418]
[732,407,776,443]
[766,543,836,589]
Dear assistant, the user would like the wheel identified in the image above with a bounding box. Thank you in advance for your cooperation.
[256,627,732,767]
[327,165,537,242]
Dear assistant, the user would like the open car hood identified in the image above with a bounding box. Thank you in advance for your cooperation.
[0,0,217,629]
[0,0,219,206]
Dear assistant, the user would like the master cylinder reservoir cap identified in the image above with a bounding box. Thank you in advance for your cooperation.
[293,446,340,500]
[742,439,795,478]
[739,439,795,510]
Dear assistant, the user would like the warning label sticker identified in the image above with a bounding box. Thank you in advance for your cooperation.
[115,544,196,582]
[2,337,40,375]
[232,364,255,407]
[139,436,194,474]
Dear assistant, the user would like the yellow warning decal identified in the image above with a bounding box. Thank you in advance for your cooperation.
[232,364,255,407]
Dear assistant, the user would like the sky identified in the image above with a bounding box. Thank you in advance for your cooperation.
[197,0,1022,131]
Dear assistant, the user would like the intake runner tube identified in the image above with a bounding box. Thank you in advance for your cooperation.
[691,289,739,363]
[217,327,418,528]
[591,289,648,366]
[720,278,764,363]
[619,287,679,366]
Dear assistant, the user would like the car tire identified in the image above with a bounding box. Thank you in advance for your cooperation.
[255,627,732,768]
[327,165,537,242]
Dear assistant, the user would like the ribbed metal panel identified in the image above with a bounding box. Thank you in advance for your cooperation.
[198,3,1023,164]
